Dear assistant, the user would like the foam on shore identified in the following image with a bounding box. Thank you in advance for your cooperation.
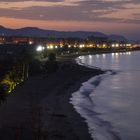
[70,71,121,140]
[72,52,140,140]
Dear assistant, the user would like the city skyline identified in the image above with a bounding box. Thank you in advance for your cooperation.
[0,0,140,40]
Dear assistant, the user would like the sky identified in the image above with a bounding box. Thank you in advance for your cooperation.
[0,0,140,40]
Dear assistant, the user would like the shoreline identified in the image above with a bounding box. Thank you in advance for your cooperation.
[56,48,138,60]
[0,59,104,139]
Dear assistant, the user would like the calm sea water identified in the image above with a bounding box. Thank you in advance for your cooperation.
[70,51,140,140]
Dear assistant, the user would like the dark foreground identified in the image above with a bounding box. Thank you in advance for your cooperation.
[0,60,104,140]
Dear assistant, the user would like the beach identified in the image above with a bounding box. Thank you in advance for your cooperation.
[0,59,104,140]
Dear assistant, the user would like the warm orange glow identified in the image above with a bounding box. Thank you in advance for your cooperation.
[0,1,77,9]
[0,17,139,33]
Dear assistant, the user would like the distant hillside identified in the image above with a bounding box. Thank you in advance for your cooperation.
[0,25,127,41]
[129,40,140,44]
[108,34,127,42]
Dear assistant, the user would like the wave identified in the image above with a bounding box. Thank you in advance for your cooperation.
[70,56,121,140]
[70,72,121,140]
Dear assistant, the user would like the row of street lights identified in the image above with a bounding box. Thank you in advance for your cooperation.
[36,43,132,52]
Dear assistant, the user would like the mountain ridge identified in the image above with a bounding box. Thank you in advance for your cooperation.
[0,25,127,42]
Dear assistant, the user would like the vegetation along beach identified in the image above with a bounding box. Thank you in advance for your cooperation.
[0,53,104,140]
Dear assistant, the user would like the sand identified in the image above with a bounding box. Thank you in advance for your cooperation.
[0,60,104,140]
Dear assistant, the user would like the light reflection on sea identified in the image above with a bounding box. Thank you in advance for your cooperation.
[72,51,140,140]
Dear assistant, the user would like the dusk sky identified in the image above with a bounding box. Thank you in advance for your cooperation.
[0,0,140,40]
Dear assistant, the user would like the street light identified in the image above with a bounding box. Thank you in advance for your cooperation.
[36,45,44,52]
[29,41,33,45]
[116,44,119,47]
[112,44,115,48]
[50,45,53,49]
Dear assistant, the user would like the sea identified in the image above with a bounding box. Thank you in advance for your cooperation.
[70,51,140,140]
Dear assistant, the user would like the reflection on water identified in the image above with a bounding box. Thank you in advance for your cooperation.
[96,54,100,58]
[102,54,106,59]
[78,51,135,70]
[76,51,140,140]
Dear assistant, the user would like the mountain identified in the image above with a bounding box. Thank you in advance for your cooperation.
[0,25,127,41]
[108,34,127,42]
[129,40,140,44]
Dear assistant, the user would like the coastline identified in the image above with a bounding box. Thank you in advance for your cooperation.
[0,59,104,140]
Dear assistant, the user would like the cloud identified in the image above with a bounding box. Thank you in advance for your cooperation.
[0,0,139,24]
[133,13,140,18]
[132,0,140,4]
[0,0,64,2]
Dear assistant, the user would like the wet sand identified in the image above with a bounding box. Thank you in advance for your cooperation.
[0,60,104,140]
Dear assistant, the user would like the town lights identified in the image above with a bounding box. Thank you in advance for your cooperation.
[46,45,59,49]
[29,41,33,45]
[112,44,115,47]
[79,44,83,48]
[116,44,119,47]
[50,45,53,49]
[111,44,119,48]
[126,44,131,47]
[36,45,44,52]
[103,44,106,47]
[79,44,85,48]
